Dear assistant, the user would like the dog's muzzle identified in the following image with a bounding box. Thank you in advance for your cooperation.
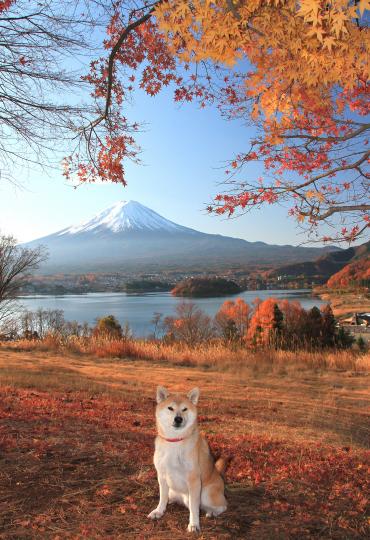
[174,415,183,427]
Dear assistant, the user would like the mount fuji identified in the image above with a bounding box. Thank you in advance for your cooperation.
[25,200,337,273]
[58,200,196,236]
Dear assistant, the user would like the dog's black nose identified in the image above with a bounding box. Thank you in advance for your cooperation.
[174,416,183,425]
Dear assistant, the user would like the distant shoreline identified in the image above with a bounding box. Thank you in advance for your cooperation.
[18,286,317,299]
[314,287,370,318]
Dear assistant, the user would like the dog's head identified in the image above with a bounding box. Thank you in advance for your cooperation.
[155,386,200,438]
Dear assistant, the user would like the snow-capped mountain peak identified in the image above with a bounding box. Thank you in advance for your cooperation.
[24,199,339,273]
[59,200,193,236]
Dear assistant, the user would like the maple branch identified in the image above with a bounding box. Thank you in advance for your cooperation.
[84,6,157,134]
[281,151,370,193]
[225,0,241,20]
[282,123,370,143]
[310,151,369,182]
[225,0,264,36]
[229,145,369,195]
[103,8,156,119]
[301,204,370,221]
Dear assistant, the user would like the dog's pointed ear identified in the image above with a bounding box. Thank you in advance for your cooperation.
[156,386,169,404]
[187,387,200,405]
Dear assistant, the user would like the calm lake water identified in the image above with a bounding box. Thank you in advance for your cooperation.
[18,289,325,337]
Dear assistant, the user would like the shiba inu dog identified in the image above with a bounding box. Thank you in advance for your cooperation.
[148,386,227,533]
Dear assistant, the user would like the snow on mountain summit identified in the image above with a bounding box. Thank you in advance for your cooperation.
[59,200,194,236]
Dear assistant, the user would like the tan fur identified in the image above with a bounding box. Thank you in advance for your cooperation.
[147,386,227,533]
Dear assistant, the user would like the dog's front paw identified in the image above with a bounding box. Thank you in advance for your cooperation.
[206,505,227,518]
[187,523,201,533]
[148,508,165,520]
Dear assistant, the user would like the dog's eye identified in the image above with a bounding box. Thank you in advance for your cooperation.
[168,406,174,411]
[182,407,188,412]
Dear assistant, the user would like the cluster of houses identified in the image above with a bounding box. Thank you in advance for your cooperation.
[338,314,370,344]
[340,313,370,327]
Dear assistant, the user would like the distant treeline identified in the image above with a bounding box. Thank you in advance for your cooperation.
[124,280,173,293]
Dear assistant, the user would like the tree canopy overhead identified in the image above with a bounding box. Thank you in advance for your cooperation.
[1,0,369,242]
[0,0,98,182]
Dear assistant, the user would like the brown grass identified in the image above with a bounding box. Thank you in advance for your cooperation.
[0,348,369,539]
[3,336,370,375]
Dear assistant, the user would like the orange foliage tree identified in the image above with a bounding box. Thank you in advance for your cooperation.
[246,298,338,349]
[277,299,308,348]
[246,298,283,347]
[215,298,250,343]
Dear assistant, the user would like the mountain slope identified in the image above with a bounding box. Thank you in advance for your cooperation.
[25,200,340,273]
[326,258,370,289]
[269,241,370,283]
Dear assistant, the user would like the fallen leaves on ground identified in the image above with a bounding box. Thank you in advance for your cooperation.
[1,384,369,539]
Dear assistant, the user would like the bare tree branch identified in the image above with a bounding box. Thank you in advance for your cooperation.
[0,234,47,329]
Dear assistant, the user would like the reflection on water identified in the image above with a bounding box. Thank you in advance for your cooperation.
[18,289,325,337]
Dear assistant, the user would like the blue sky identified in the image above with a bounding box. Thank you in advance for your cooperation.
[0,84,310,246]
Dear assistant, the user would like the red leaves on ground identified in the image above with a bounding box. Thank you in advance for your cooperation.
[1,385,369,538]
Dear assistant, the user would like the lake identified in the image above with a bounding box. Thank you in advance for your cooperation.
[18,289,326,337]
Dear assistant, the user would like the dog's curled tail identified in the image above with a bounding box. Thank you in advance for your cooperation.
[215,457,229,476]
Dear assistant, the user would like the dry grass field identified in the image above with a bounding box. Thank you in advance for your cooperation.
[0,346,369,539]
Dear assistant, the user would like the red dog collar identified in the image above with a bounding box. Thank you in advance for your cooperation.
[160,436,185,442]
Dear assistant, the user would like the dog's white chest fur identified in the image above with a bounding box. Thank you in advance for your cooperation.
[154,439,192,494]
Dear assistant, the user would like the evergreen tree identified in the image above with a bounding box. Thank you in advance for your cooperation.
[306,306,323,348]
[321,304,336,348]
[356,336,367,353]
[270,303,284,348]
[223,319,239,343]
[335,327,355,350]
